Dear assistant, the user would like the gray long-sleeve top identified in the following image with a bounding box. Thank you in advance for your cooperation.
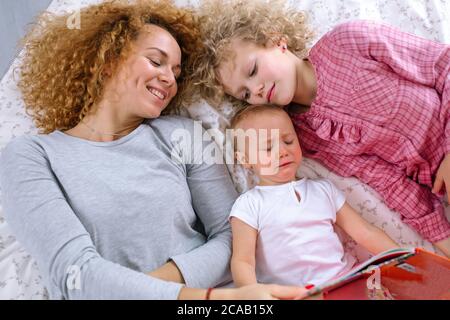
[0,115,238,299]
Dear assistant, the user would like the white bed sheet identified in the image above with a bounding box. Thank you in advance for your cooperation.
[1,0,449,299]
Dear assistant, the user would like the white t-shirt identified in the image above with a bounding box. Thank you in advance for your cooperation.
[230,178,356,286]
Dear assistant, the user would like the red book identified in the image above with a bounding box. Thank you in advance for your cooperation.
[306,248,450,300]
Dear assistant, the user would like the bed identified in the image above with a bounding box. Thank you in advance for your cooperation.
[1,0,449,299]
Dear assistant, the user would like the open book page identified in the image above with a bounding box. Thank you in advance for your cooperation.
[345,248,416,276]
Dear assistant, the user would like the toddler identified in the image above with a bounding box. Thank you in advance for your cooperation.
[229,105,399,287]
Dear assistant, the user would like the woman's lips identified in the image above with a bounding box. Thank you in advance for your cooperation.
[267,84,275,103]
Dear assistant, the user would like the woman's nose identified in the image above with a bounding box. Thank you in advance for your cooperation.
[158,69,176,87]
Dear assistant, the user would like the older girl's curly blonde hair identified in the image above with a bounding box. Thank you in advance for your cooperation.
[192,0,314,108]
[19,0,201,133]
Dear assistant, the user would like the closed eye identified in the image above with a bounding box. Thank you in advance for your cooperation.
[242,62,258,100]
[249,62,257,77]
[147,57,161,66]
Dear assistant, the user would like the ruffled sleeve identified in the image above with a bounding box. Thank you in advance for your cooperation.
[290,111,361,144]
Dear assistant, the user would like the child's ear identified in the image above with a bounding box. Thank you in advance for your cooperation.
[277,37,288,53]
[266,35,288,51]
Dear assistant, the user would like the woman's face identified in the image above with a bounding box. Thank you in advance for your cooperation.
[217,38,298,106]
[105,24,182,119]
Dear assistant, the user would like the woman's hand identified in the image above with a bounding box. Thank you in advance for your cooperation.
[178,284,310,300]
[432,153,450,202]
[216,283,309,300]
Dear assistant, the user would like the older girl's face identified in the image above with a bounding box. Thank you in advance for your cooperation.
[106,24,182,118]
[217,38,298,107]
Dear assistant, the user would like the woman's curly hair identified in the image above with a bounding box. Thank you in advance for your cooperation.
[18,0,201,133]
[192,0,314,108]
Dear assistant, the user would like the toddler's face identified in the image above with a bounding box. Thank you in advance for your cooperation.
[234,110,302,186]
[217,38,298,106]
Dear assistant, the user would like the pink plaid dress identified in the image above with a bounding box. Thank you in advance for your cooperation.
[289,20,450,242]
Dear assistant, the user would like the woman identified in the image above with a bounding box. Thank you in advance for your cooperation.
[0,0,306,299]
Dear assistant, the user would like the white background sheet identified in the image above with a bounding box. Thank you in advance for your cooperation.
[1,0,449,299]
